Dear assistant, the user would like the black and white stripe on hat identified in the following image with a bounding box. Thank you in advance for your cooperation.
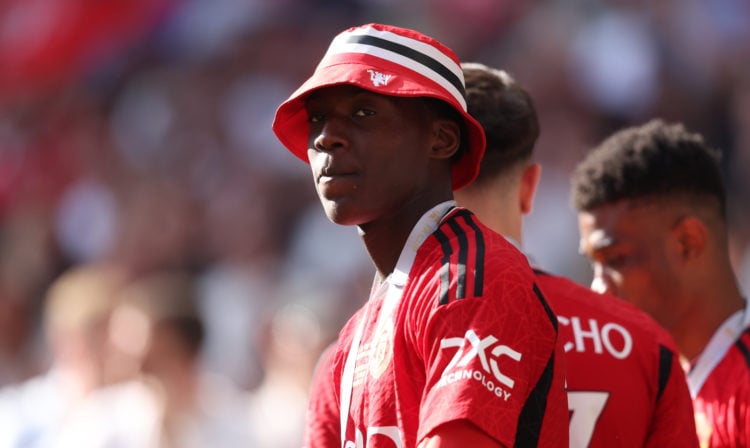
[322,25,467,111]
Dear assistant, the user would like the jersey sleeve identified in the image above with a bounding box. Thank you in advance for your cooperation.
[303,344,342,448]
[408,248,565,447]
[645,343,699,448]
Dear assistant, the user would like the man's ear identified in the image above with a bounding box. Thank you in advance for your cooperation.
[430,119,461,160]
[670,216,708,261]
[520,162,541,215]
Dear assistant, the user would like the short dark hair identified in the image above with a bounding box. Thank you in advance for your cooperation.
[461,62,539,183]
[571,119,726,217]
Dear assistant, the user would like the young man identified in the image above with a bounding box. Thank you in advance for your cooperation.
[571,119,749,447]
[272,23,567,448]
[454,63,698,447]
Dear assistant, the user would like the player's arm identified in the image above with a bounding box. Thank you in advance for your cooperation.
[418,420,505,448]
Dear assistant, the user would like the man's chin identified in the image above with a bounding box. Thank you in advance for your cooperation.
[321,201,360,226]
[322,204,378,229]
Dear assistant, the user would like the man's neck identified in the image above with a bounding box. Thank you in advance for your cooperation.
[360,199,454,279]
[459,198,522,243]
[671,282,746,360]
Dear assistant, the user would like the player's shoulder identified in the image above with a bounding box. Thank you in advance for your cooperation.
[438,208,537,283]
[724,327,750,379]
[737,326,750,353]
[412,208,541,307]
[432,207,531,268]
[702,338,750,400]
[534,268,674,345]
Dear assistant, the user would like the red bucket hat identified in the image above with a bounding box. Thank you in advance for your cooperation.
[272,23,486,190]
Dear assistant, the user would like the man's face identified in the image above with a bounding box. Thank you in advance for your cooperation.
[304,85,442,227]
[577,201,682,328]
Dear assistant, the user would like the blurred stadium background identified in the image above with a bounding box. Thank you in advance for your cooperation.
[0,0,748,445]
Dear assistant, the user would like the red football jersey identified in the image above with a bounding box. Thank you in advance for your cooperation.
[688,306,750,447]
[534,270,699,447]
[303,204,568,447]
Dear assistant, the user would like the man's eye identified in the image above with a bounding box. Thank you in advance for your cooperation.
[603,254,628,269]
[354,108,375,117]
[308,113,323,123]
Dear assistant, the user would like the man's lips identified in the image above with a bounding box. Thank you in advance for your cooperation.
[319,161,358,180]
[317,167,358,195]
[318,171,356,186]
[320,170,355,179]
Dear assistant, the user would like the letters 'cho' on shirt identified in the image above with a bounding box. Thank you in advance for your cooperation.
[535,270,698,448]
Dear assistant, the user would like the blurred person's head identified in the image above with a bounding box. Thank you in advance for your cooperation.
[258,302,326,385]
[571,119,742,343]
[108,271,205,398]
[256,277,363,390]
[454,62,540,243]
[43,262,129,393]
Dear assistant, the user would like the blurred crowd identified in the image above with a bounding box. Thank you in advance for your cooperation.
[0,0,748,446]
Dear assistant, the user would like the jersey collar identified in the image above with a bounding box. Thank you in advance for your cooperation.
[687,297,750,397]
[389,200,456,288]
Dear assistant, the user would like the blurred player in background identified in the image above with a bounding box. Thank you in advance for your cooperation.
[273,23,567,448]
[58,270,255,447]
[454,62,698,447]
[571,119,749,447]
[0,263,128,447]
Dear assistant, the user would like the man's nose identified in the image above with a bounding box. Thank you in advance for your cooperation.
[311,119,348,152]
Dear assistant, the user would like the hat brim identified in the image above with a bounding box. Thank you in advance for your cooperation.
[272,57,486,190]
